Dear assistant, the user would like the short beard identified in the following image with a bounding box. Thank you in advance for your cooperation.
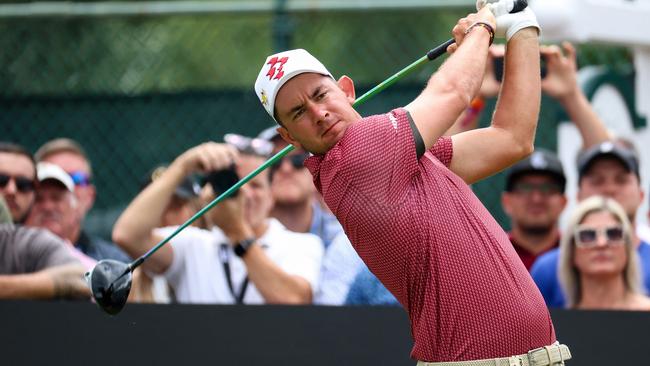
[519,224,554,237]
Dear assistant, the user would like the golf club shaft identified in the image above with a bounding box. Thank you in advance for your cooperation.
[130,39,457,272]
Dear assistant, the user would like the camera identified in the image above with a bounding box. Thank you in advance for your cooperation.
[201,164,240,198]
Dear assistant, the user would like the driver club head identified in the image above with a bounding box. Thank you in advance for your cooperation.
[85,259,133,315]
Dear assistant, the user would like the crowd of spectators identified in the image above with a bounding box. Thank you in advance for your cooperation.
[1,41,648,312]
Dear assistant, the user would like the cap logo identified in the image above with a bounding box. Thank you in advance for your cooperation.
[599,141,614,153]
[530,152,548,169]
[260,90,268,106]
[266,56,289,81]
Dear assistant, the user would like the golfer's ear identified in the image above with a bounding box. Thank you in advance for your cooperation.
[337,75,356,104]
[277,126,303,150]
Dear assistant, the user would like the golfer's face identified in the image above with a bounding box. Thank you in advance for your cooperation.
[275,73,356,154]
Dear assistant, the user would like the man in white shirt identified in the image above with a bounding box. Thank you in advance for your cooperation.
[113,142,323,304]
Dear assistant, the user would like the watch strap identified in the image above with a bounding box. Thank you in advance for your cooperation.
[234,237,256,257]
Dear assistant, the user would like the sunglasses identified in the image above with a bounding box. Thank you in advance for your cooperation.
[69,171,92,187]
[271,153,309,173]
[0,173,35,193]
[574,225,625,248]
[511,182,562,196]
[224,133,273,156]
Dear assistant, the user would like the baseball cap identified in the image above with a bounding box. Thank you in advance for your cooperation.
[36,162,75,192]
[505,149,566,193]
[257,126,282,142]
[254,49,333,122]
[142,165,201,200]
[577,141,640,181]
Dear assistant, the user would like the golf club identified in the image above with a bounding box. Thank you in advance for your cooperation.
[86,0,529,315]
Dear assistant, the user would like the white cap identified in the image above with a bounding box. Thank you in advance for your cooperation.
[37,162,74,192]
[254,49,333,122]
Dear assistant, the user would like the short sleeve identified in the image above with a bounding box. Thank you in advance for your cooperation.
[17,226,80,272]
[429,136,453,167]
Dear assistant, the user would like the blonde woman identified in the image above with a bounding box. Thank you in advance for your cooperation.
[559,195,650,310]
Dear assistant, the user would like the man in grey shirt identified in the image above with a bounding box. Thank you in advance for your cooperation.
[0,221,89,299]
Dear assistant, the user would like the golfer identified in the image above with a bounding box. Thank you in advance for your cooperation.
[255,2,570,365]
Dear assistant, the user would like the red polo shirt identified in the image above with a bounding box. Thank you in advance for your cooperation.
[305,108,554,362]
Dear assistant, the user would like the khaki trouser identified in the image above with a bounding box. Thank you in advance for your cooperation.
[417,342,571,366]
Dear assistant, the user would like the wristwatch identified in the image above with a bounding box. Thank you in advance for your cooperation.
[234,238,257,258]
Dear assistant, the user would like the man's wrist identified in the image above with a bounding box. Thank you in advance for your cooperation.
[465,21,495,45]
[557,86,584,108]
[234,238,257,258]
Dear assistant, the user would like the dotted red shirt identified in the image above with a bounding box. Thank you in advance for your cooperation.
[305,109,555,362]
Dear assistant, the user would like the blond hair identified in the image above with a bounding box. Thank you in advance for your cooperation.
[35,138,92,175]
[558,195,641,307]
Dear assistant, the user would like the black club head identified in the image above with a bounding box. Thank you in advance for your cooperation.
[85,260,133,315]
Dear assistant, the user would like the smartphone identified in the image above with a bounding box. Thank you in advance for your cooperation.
[493,55,546,82]
[202,164,240,198]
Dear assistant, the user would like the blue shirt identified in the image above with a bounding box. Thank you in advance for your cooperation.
[76,230,131,263]
[309,201,343,249]
[345,265,400,306]
[530,240,650,307]
[314,232,364,305]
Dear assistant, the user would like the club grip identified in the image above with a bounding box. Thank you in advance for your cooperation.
[426,38,455,61]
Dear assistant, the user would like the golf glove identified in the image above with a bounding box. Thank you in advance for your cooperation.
[476,0,540,40]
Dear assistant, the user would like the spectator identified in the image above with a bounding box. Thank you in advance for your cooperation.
[128,164,205,304]
[0,222,88,300]
[141,164,206,229]
[113,142,323,304]
[35,138,130,262]
[502,149,567,270]
[638,187,650,244]
[313,231,363,305]
[26,162,97,270]
[345,266,400,306]
[532,142,649,307]
[259,127,343,249]
[0,142,36,224]
[559,196,650,310]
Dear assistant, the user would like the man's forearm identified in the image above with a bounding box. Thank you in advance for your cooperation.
[558,89,612,149]
[408,28,491,148]
[0,273,54,299]
[112,163,185,255]
[435,30,491,107]
[492,28,540,156]
[243,245,312,304]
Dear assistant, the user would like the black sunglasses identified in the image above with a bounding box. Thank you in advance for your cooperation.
[0,173,35,193]
[271,153,309,173]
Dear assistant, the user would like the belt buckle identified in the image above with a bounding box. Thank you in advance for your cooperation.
[526,346,545,366]
[508,356,523,366]
[527,344,562,366]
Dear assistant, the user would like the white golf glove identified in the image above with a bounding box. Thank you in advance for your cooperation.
[476,0,540,40]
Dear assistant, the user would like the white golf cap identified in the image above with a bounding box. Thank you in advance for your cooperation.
[254,49,333,123]
[37,162,74,193]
